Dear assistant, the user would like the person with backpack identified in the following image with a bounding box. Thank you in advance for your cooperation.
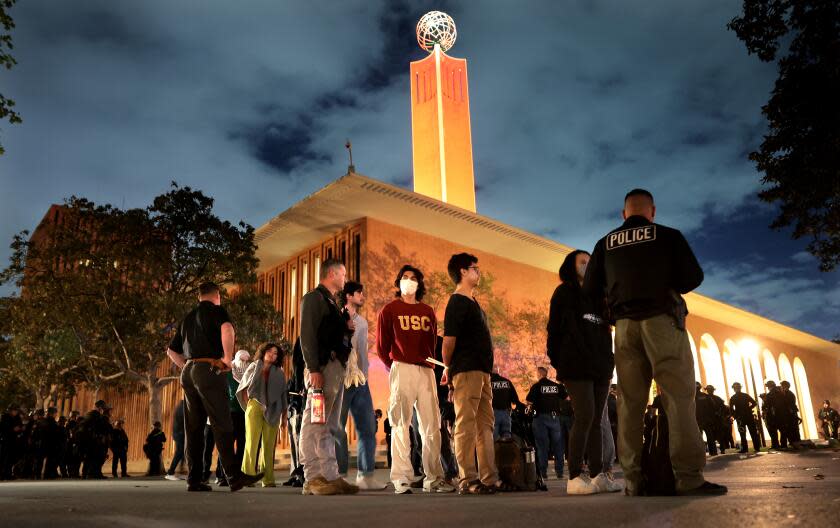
[547,249,622,494]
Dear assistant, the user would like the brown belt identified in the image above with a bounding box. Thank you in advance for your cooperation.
[188,357,229,371]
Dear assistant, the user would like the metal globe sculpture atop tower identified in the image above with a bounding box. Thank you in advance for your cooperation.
[416,11,457,53]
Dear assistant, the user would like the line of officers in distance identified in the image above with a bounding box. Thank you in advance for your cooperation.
[0,400,166,481]
[692,379,805,455]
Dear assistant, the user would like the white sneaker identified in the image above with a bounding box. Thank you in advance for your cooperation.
[164,474,181,481]
[592,472,623,493]
[566,475,600,495]
[356,473,387,491]
[393,480,413,494]
[423,478,456,493]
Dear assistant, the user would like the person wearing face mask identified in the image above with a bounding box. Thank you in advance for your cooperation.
[376,265,454,494]
[546,249,620,494]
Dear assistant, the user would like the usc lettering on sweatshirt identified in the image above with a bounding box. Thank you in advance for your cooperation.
[376,299,437,369]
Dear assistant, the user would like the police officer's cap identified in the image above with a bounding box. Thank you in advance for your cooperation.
[764,380,776,387]
[94,400,111,410]
[731,382,741,388]
[780,380,790,388]
[705,385,715,392]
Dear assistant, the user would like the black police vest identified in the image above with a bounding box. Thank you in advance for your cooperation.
[535,382,563,414]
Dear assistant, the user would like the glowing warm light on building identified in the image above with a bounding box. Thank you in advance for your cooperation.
[688,330,702,383]
[763,349,780,384]
[700,334,726,394]
[793,358,818,439]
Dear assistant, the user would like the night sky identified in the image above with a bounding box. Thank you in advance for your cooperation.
[1,1,837,339]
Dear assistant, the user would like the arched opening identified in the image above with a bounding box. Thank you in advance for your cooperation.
[700,334,726,398]
[793,358,818,439]
[723,339,746,401]
[688,330,702,384]
[763,349,780,385]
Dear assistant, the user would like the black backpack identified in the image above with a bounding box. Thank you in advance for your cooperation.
[495,435,545,491]
[641,410,676,495]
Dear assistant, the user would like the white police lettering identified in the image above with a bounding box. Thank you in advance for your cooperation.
[606,225,656,250]
[582,313,605,325]
[541,385,558,394]
[492,381,509,390]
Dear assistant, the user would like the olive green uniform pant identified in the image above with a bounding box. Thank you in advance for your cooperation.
[615,314,706,493]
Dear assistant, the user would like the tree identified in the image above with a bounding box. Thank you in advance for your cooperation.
[1,184,266,428]
[0,0,21,155]
[728,1,840,271]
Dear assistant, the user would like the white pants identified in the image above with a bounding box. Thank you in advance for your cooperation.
[388,362,444,485]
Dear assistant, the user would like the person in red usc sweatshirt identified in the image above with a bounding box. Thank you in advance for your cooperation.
[377,265,455,495]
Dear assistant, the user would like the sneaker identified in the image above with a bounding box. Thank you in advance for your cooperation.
[187,483,212,492]
[566,475,599,495]
[164,474,180,481]
[393,480,413,494]
[356,473,387,491]
[592,472,623,493]
[678,481,728,496]
[423,478,456,493]
[330,477,360,495]
[228,472,264,492]
[409,475,425,488]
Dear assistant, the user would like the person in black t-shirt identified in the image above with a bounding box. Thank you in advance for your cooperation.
[166,282,262,492]
[442,252,498,494]
[491,368,521,440]
[526,367,567,480]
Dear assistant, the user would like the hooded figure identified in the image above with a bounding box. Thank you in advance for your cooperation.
[232,350,251,383]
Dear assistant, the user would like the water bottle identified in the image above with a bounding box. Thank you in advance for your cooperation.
[311,389,326,424]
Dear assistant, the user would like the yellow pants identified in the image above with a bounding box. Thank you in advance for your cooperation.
[242,399,278,485]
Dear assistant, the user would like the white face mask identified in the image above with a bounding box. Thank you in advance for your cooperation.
[577,263,588,278]
[400,278,418,296]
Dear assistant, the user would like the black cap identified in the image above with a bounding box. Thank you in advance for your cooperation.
[94,400,111,410]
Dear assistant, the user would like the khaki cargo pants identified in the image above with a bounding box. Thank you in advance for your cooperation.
[615,314,706,493]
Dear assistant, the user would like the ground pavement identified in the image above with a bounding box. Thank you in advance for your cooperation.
[1,449,838,527]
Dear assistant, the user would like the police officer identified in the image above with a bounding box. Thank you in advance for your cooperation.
[694,382,717,456]
[729,382,761,453]
[166,281,262,492]
[40,407,62,479]
[79,400,112,479]
[491,367,522,440]
[583,188,726,495]
[64,410,82,478]
[0,405,23,480]
[761,381,781,448]
[526,366,567,480]
[818,400,838,440]
[776,381,800,446]
[705,386,730,455]
[110,419,130,478]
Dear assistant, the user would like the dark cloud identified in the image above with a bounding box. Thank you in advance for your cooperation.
[1,0,836,338]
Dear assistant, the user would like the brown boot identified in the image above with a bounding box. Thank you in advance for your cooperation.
[302,476,341,496]
[330,477,360,495]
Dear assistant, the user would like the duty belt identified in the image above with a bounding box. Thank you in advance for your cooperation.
[537,411,560,417]
[187,357,229,372]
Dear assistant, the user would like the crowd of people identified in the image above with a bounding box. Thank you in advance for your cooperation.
[0,400,174,480]
[4,188,835,499]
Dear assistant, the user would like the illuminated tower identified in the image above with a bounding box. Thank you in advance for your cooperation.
[411,11,476,212]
